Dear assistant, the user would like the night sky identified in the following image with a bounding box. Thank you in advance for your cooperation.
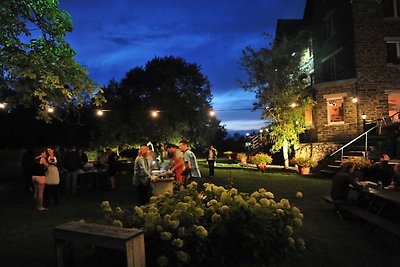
[59,0,306,131]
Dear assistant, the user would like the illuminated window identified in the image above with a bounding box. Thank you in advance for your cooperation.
[388,93,400,121]
[305,107,313,126]
[327,98,344,123]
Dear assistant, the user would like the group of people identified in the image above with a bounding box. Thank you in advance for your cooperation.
[331,154,400,203]
[22,146,119,211]
[24,147,61,211]
[132,140,204,205]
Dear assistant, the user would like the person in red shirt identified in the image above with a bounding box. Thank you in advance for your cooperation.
[166,144,184,183]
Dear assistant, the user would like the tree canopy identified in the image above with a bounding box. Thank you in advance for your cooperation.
[239,33,315,167]
[97,56,226,147]
[0,0,105,122]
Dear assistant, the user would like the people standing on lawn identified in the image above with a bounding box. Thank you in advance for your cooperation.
[179,140,201,185]
[207,145,217,178]
[166,144,184,184]
[44,147,60,207]
[63,146,81,195]
[331,162,367,203]
[133,144,157,205]
[106,148,118,191]
[32,148,49,211]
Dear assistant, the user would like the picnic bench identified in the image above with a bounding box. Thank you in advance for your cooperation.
[54,221,145,267]
[322,195,400,238]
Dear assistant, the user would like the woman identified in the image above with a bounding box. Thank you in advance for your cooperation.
[44,148,60,207]
[32,148,48,211]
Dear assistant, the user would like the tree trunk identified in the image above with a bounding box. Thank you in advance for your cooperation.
[283,138,289,168]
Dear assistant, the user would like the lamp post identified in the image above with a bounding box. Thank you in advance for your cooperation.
[362,112,367,132]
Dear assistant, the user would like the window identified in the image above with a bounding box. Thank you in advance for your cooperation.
[387,41,400,64]
[327,98,344,123]
[388,93,400,121]
[305,108,313,126]
[323,10,336,40]
[384,0,400,18]
[321,48,343,81]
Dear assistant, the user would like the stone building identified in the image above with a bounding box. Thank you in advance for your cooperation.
[279,0,400,143]
[277,0,400,160]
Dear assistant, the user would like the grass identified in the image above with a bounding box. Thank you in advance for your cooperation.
[1,160,400,267]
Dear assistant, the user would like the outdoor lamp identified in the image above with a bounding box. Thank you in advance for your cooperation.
[209,110,216,117]
[151,111,159,118]
[362,112,367,132]
[47,107,54,113]
[291,102,297,108]
[0,102,6,109]
[259,129,263,133]
[362,112,367,120]
[352,97,358,103]
[96,109,104,116]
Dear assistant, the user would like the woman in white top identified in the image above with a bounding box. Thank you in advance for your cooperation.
[44,147,60,207]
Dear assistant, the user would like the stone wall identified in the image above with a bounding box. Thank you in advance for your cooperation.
[294,142,342,162]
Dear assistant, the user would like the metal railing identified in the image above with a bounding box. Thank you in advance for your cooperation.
[330,111,400,161]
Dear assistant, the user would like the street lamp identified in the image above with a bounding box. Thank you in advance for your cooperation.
[47,107,54,113]
[0,102,6,109]
[362,112,367,131]
[151,110,159,118]
[209,110,216,117]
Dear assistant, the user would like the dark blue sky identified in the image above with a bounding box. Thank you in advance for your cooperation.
[60,0,306,131]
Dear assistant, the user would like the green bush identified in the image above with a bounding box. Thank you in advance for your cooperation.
[249,153,273,165]
[101,182,305,267]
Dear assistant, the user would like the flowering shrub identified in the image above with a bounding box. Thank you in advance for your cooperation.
[223,151,233,159]
[101,182,305,266]
[236,152,247,161]
[249,153,273,165]
[342,156,371,170]
[292,156,317,168]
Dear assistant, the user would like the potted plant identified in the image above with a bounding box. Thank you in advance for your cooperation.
[250,153,273,171]
[236,152,248,165]
[224,151,233,160]
[341,156,371,179]
[293,156,317,175]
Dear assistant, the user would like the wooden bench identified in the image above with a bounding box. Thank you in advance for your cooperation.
[337,204,400,238]
[322,195,400,238]
[54,221,145,267]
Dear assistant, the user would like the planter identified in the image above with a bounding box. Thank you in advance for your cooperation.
[151,178,174,196]
[299,167,310,175]
[240,158,247,165]
[257,163,267,171]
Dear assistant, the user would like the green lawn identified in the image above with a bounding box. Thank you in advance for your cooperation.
[0,161,399,267]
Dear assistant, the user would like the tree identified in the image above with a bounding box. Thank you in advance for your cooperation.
[239,33,315,168]
[0,0,105,122]
[97,56,226,148]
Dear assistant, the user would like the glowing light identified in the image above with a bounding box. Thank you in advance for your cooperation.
[290,102,297,108]
[362,112,367,120]
[259,129,263,133]
[151,111,159,118]
[352,97,358,103]
[0,102,6,109]
[47,107,54,113]
[246,133,250,137]
[96,110,104,116]
[209,110,216,116]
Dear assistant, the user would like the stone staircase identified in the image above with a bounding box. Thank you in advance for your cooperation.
[319,123,399,176]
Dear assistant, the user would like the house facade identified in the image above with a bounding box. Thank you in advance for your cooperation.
[283,0,400,143]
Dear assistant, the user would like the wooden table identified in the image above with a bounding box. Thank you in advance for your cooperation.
[54,221,145,267]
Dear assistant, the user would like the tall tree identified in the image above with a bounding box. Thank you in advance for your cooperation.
[0,0,104,122]
[239,34,315,168]
[98,56,225,147]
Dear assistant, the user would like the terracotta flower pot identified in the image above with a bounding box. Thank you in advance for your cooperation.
[257,163,267,171]
[299,167,310,175]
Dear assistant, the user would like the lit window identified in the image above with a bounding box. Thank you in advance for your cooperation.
[384,0,400,18]
[327,98,344,123]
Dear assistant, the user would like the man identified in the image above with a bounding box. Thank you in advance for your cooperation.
[133,144,156,205]
[166,144,184,184]
[63,146,81,195]
[179,140,201,185]
[331,162,366,203]
[207,145,217,178]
